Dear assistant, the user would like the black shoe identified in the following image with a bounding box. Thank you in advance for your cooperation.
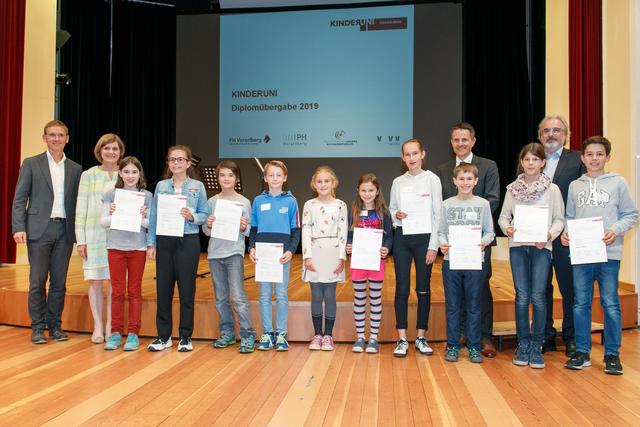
[541,339,557,353]
[565,351,591,370]
[31,329,46,344]
[564,341,577,357]
[604,354,623,375]
[49,328,69,342]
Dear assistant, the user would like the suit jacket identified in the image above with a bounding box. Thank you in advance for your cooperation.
[435,154,501,215]
[550,148,586,207]
[12,152,83,242]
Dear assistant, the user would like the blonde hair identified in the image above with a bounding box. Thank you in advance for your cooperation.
[264,160,288,176]
[94,133,125,163]
[309,166,339,197]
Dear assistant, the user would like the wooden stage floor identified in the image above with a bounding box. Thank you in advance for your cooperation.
[0,254,637,342]
[0,325,640,426]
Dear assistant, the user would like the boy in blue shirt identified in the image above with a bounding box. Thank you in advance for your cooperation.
[562,136,638,375]
[249,160,300,351]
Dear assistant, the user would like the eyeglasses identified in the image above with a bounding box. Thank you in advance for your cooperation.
[168,157,188,164]
[542,127,564,135]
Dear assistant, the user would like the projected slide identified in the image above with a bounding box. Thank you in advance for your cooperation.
[219,6,413,158]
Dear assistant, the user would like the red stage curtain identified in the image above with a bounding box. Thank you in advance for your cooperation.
[569,0,603,150]
[0,0,26,263]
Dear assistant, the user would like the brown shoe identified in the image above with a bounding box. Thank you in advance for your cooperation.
[480,339,496,358]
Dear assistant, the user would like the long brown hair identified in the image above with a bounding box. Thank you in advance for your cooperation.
[162,145,196,179]
[115,156,147,190]
[516,142,546,174]
[350,173,388,229]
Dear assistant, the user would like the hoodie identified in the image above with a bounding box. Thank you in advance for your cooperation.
[565,173,639,260]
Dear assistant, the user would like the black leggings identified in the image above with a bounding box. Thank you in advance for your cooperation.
[310,282,337,336]
[393,228,432,330]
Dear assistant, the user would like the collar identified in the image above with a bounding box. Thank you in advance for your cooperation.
[46,150,66,165]
[545,146,563,160]
[456,153,473,165]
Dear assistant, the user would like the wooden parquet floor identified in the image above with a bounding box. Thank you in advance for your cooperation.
[0,325,639,426]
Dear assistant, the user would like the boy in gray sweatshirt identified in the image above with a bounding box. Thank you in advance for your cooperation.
[562,136,639,375]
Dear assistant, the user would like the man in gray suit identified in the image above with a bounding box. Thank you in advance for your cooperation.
[12,120,82,344]
[435,122,500,357]
[538,115,585,356]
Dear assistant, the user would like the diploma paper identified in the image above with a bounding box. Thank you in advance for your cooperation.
[255,242,284,283]
[211,199,244,242]
[401,192,432,235]
[513,205,549,243]
[567,217,608,265]
[350,227,383,271]
[156,194,187,237]
[110,189,146,233]
[448,225,482,270]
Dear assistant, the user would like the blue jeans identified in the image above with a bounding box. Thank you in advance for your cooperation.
[442,261,483,350]
[209,255,255,339]
[259,261,290,334]
[509,246,551,345]
[573,260,621,356]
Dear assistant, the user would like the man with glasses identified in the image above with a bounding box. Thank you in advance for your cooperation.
[538,115,585,356]
[12,120,82,343]
[435,122,500,357]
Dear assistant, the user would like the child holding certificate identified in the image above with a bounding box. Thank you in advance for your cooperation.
[202,161,255,353]
[249,160,300,351]
[346,173,393,353]
[438,163,495,363]
[389,138,442,358]
[498,143,564,368]
[562,136,638,375]
[100,156,152,351]
[146,145,209,352]
[302,166,348,352]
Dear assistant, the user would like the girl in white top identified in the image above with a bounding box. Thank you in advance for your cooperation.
[389,138,442,358]
[301,166,348,351]
[498,142,564,369]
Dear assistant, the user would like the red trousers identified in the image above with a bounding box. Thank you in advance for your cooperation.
[108,249,146,334]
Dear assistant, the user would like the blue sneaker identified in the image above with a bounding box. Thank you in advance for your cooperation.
[104,332,122,351]
[275,332,289,351]
[213,333,237,349]
[468,347,484,363]
[513,340,530,366]
[239,335,255,353]
[352,337,366,353]
[123,333,139,351]
[444,346,459,362]
[365,338,379,354]
[529,344,545,369]
[257,333,274,351]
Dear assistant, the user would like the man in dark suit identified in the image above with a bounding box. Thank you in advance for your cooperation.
[12,120,82,344]
[435,122,500,357]
[538,115,585,356]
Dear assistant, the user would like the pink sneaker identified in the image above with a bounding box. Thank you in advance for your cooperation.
[309,334,323,350]
[321,335,335,351]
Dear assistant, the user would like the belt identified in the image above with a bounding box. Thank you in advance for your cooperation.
[51,217,66,222]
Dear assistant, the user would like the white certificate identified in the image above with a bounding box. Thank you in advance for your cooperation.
[211,199,244,241]
[110,189,146,232]
[156,194,187,237]
[350,227,383,271]
[567,217,608,265]
[448,225,482,270]
[255,242,284,283]
[401,192,432,235]
[513,204,549,243]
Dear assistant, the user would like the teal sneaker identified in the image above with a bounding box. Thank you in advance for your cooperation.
[104,332,122,351]
[213,333,237,349]
[468,347,484,363]
[257,333,274,351]
[444,346,459,362]
[275,332,289,351]
[123,333,139,351]
[239,335,255,354]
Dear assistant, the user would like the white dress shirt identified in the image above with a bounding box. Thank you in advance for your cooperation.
[456,152,474,166]
[543,146,563,180]
[46,150,66,218]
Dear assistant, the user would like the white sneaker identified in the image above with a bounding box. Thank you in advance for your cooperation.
[415,336,434,355]
[147,337,172,352]
[178,337,193,352]
[393,339,409,358]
